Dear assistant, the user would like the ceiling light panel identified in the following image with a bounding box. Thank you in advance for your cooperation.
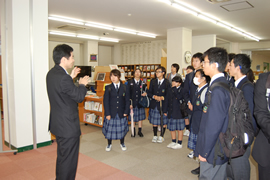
[49,31,76,37]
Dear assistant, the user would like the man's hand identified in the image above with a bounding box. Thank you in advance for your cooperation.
[70,67,81,79]
[79,76,89,86]
[141,92,147,96]
[199,155,207,162]
[124,114,127,116]
[130,105,133,109]
[188,102,193,111]
[164,113,167,116]
[106,115,111,120]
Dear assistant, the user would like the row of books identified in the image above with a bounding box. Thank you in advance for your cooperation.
[83,113,103,125]
[84,101,103,112]
[119,65,159,72]
[125,72,155,78]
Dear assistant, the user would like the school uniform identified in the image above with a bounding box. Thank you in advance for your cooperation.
[147,78,170,125]
[102,82,130,140]
[227,76,255,180]
[194,74,230,180]
[166,72,181,84]
[128,79,147,122]
[188,83,208,151]
[166,86,185,131]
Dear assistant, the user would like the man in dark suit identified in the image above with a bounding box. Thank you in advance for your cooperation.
[252,72,270,180]
[227,54,256,180]
[194,47,230,180]
[46,44,89,180]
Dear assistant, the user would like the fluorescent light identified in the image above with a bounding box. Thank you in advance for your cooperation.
[230,28,243,35]
[99,38,119,42]
[137,32,156,38]
[174,0,201,13]
[158,0,172,5]
[172,3,198,16]
[48,16,84,25]
[242,34,260,42]
[49,31,76,37]
[197,14,217,24]
[85,23,113,30]
[114,28,137,34]
[216,22,231,30]
[77,34,99,40]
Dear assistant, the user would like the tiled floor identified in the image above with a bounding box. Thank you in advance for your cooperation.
[1,119,259,180]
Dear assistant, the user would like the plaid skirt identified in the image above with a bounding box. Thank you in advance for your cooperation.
[148,107,168,125]
[187,127,198,151]
[128,107,146,122]
[102,114,129,140]
[167,118,185,131]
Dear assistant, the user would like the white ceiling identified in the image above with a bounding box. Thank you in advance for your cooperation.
[47,0,270,46]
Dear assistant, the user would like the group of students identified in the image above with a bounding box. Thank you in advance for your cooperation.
[102,47,269,180]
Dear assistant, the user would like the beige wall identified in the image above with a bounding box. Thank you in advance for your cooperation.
[251,52,270,72]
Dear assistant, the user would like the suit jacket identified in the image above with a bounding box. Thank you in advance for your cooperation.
[147,78,170,112]
[166,86,184,119]
[128,79,147,108]
[236,76,257,131]
[166,73,181,84]
[252,72,270,167]
[195,77,230,165]
[183,71,197,114]
[103,83,130,119]
[46,65,87,138]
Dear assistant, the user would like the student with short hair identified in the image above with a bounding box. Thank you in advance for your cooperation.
[183,53,203,137]
[166,63,181,84]
[102,69,130,152]
[195,47,230,180]
[148,66,170,143]
[224,53,235,86]
[188,69,210,176]
[227,54,256,180]
[127,69,147,137]
[186,65,195,74]
[165,76,185,149]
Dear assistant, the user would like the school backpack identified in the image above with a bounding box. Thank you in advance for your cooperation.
[177,87,188,117]
[207,82,255,165]
[265,73,270,112]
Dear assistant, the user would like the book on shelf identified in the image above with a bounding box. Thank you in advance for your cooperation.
[143,78,147,83]
[94,115,99,124]
[143,72,146,77]
[93,102,100,111]
[147,72,150,77]
[128,72,132,76]
[98,104,103,112]
[83,113,90,122]
[136,66,139,69]
[124,66,128,71]
[125,72,128,77]
[151,65,155,71]
[151,72,155,78]
[147,66,151,71]
[143,65,147,71]
[99,117,103,125]
[139,65,143,70]
[122,67,125,70]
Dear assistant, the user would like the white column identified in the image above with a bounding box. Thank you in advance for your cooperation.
[1,0,50,151]
[192,34,216,54]
[167,27,192,75]
[113,44,121,65]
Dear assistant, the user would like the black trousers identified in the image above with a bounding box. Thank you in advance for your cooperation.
[55,136,80,180]
[258,163,270,180]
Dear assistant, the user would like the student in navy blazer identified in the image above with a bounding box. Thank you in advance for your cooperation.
[224,53,236,87]
[227,54,256,180]
[102,69,130,152]
[252,72,270,180]
[148,66,170,143]
[165,76,186,150]
[183,53,203,136]
[195,47,230,180]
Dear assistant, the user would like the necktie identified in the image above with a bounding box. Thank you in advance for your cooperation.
[137,81,139,86]
[195,89,199,96]
[158,81,161,88]
[116,84,119,92]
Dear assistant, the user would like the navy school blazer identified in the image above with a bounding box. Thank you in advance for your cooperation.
[103,83,130,119]
[147,78,170,112]
[183,71,198,114]
[128,79,147,108]
[166,86,184,119]
[237,76,257,132]
[194,76,230,165]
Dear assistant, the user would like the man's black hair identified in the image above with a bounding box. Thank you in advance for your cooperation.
[228,53,236,62]
[186,65,195,71]
[53,44,73,65]
[171,63,180,72]
[192,52,203,62]
[196,69,211,84]
[172,76,183,84]
[203,47,228,73]
[233,54,251,75]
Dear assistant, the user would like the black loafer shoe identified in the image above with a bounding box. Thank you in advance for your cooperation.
[138,132,144,137]
[191,167,200,175]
